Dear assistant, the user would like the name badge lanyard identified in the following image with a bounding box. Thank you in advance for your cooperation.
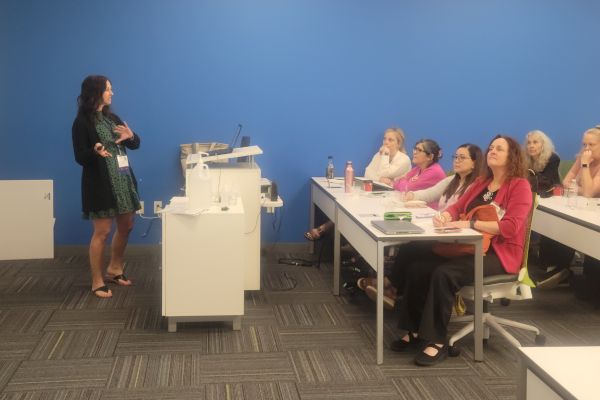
[115,143,130,176]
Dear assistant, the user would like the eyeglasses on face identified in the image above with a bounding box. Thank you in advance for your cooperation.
[453,154,470,161]
[413,147,428,154]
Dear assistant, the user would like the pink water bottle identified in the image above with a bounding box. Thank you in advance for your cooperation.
[344,161,354,193]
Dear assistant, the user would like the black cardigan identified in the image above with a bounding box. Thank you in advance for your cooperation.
[72,113,141,214]
[536,152,561,193]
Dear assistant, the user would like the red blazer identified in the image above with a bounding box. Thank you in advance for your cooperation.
[445,177,532,274]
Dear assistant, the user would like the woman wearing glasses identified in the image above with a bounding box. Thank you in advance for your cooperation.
[391,135,532,366]
[404,144,485,211]
[380,139,446,207]
[362,144,484,308]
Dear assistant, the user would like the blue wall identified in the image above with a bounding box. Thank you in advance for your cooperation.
[1,0,599,244]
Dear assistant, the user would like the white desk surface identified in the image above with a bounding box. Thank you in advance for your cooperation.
[536,196,600,227]
[518,346,600,400]
[312,177,480,240]
[533,196,600,260]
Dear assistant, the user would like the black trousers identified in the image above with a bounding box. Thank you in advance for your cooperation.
[395,245,505,344]
[538,235,574,270]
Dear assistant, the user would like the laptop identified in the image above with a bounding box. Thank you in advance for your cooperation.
[371,220,424,235]
[372,181,394,191]
[205,124,243,156]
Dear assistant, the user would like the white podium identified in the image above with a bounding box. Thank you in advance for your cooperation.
[161,199,244,332]
[187,146,263,291]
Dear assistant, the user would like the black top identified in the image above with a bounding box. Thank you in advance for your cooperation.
[530,152,561,195]
[72,112,141,214]
[466,185,498,212]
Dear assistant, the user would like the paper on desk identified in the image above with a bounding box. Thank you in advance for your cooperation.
[160,197,209,215]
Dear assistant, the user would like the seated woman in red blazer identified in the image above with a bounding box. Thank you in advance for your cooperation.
[392,135,532,367]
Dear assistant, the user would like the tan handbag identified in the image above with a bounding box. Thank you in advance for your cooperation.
[432,204,499,258]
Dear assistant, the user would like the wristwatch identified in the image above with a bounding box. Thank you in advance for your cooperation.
[582,163,589,168]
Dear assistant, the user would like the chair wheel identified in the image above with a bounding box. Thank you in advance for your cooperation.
[500,298,511,306]
[535,334,546,346]
[448,346,461,357]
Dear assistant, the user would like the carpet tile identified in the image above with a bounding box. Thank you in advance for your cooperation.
[0,246,599,399]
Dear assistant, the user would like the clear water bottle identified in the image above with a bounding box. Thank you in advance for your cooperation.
[326,156,335,179]
[566,179,578,208]
[344,161,354,193]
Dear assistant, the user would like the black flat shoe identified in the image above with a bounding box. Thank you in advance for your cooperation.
[390,332,419,352]
[414,343,448,366]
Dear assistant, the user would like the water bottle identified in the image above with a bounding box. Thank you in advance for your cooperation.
[326,156,335,179]
[344,161,354,193]
[566,179,578,208]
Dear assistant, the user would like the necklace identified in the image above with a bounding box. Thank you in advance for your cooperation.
[483,183,499,202]
[483,189,496,202]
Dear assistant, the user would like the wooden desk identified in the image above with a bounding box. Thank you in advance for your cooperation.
[310,178,484,364]
[517,346,600,400]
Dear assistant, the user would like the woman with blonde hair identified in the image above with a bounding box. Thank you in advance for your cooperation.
[364,127,411,182]
[539,126,600,289]
[305,127,410,241]
[563,126,600,197]
[523,130,561,196]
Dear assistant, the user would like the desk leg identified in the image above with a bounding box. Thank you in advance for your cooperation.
[168,318,177,333]
[376,242,385,365]
[474,239,483,362]
[517,356,527,400]
[232,316,241,331]
[333,211,340,296]
[309,185,316,254]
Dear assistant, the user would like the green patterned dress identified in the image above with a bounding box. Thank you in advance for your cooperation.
[86,113,141,219]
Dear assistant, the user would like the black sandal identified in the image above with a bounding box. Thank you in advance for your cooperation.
[390,332,420,352]
[91,285,112,298]
[107,274,132,286]
[414,343,448,366]
[304,226,324,241]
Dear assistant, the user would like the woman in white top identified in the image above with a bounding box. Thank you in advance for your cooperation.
[364,127,411,182]
[404,144,484,211]
[305,127,410,241]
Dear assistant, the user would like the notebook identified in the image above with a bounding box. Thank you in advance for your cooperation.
[371,220,425,235]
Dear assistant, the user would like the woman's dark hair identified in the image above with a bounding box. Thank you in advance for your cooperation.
[484,135,528,179]
[442,143,484,200]
[77,75,111,121]
[415,138,442,164]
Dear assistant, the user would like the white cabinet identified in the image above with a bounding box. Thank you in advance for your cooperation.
[0,180,54,260]
[161,200,244,332]
[188,162,262,290]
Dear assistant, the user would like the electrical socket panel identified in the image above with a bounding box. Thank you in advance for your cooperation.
[153,201,163,214]
[138,201,144,215]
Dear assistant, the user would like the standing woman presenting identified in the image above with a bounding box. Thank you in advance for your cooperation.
[72,75,141,298]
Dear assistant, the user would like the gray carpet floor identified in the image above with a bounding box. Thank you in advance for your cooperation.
[0,245,599,400]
